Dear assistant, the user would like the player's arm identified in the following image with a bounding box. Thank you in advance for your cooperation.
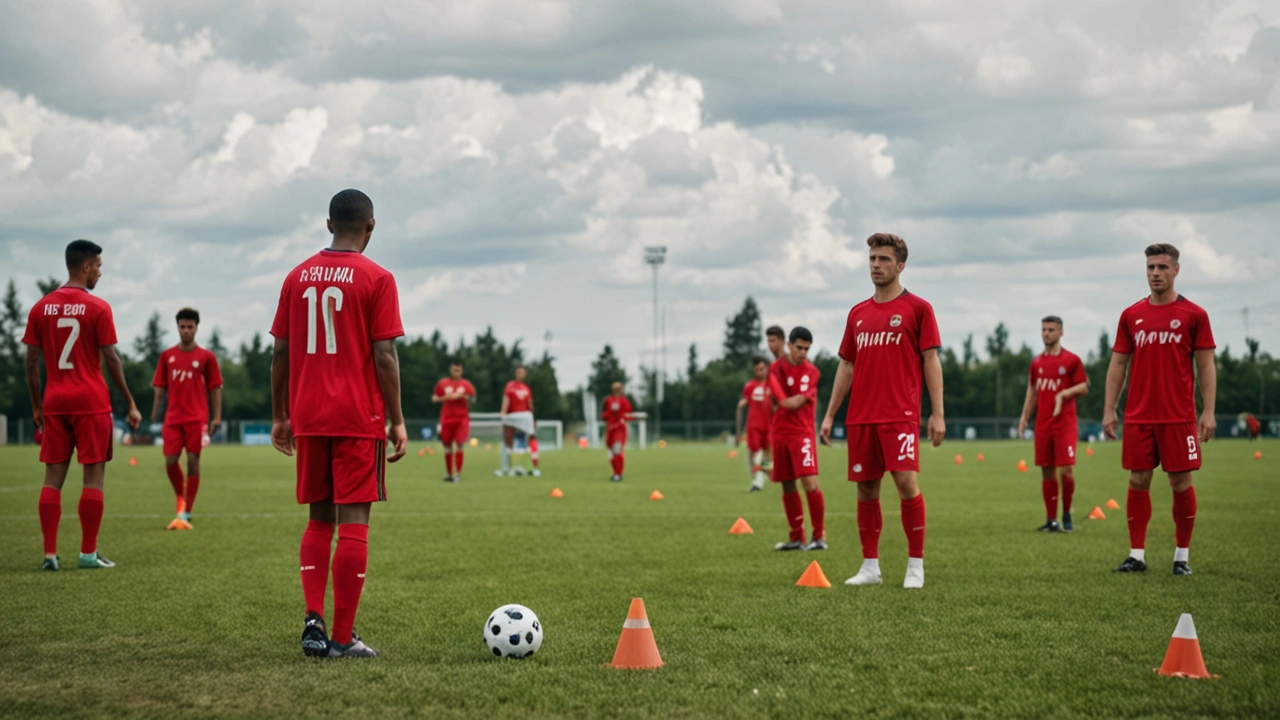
[208,386,222,435]
[431,383,447,403]
[820,358,853,446]
[1052,381,1089,417]
[24,345,43,430]
[735,398,748,444]
[1102,352,1130,440]
[500,394,510,417]
[1195,348,1216,442]
[270,338,292,456]
[373,339,407,462]
[1017,377,1036,438]
[103,345,142,430]
[923,347,945,447]
[151,387,167,424]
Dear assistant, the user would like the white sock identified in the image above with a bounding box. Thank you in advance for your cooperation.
[1130,548,1145,563]
[501,445,511,471]
[1174,547,1189,563]
[860,558,881,574]
[907,557,923,572]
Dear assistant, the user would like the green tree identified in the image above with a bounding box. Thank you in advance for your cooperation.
[36,277,60,296]
[133,312,167,368]
[722,296,762,368]
[0,280,27,419]
[588,344,628,401]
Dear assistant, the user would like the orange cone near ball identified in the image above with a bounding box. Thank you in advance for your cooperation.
[1106,498,1121,510]
[976,453,985,463]
[550,488,564,498]
[954,454,963,465]
[728,449,737,459]
[1255,451,1263,460]
[1156,614,1213,679]
[795,561,832,588]
[418,447,426,457]
[649,490,664,500]
[128,457,138,467]
[1088,506,1106,520]
[610,598,664,669]
[728,517,753,534]
[1017,460,1028,472]
[1086,446,1094,457]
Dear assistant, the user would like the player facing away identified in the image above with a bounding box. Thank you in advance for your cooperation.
[765,325,786,361]
[1017,316,1088,533]
[433,360,476,483]
[24,240,142,571]
[496,366,540,477]
[151,307,223,530]
[1103,243,1216,576]
[768,328,826,551]
[736,356,775,492]
[821,233,945,589]
[270,189,408,658]
[602,382,635,482]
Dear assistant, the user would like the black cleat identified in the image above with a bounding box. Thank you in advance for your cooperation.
[1036,520,1062,533]
[1114,556,1148,573]
[328,630,379,658]
[41,556,60,571]
[443,475,460,483]
[773,540,806,551]
[1061,512,1073,533]
[302,611,329,657]
[804,538,828,551]
[1173,561,1193,576]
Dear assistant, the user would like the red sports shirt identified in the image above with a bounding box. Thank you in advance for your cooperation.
[435,378,476,422]
[22,286,117,415]
[838,291,941,425]
[769,358,819,438]
[601,396,633,429]
[270,249,404,438]
[742,379,774,431]
[1029,349,1086,436]
[504,381,533,413]
[1112,296,1215,424]
[153,346,223,425]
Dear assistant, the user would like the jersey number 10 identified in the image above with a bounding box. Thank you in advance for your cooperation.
[303,286,344,355]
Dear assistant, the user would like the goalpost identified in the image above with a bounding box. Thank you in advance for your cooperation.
[466,412,564,451]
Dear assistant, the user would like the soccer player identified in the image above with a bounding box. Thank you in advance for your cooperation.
[768,328,826,551]
[602,381,634,482]
[270,189,408,658]
[820,233,945,589]
[151,307,223,530]
[24,239,142,571]
[1103,243,1215,576]
[433,360,475,483]
[736,356,774,492]
[1017,316,1088,533]
[496,365,539,477]
[765,325,786,361]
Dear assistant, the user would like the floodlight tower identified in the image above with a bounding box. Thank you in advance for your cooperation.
[644,246,667,442]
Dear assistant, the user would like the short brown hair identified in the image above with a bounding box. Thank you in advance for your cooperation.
[1041,315,1063,328]
[1144,243,1180,263]
[867,233,908,263]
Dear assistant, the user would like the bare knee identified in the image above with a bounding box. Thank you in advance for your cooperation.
[308,501,336,524]
[890,471,919,500]
[43,462,71,491]
[187,455,200,477]
[336,503,371,525]
[856,479,881,502]
[800,476,820,493]
[1168,472,1193,492]
[1128,471,1154,491]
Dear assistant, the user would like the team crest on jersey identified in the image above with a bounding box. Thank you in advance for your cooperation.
[1170,319,1182,329]
[889,314,902,327]
[1058,366,1066,375]
[611,402,620,411]
[193,361,200,368]
[168,356,175,363]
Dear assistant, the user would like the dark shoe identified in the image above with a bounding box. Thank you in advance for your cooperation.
[328,631,379,658]
[773,540,806,551]
[1036,520,1062,533]
[1173,561,1193,576]
[1061,512,1073,533]
[42,556,60,571]
[1114,557,1148,573]
[302,611,329,657]
[804,538,828,551]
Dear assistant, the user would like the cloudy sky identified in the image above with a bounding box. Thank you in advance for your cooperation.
[2,0,1279,391]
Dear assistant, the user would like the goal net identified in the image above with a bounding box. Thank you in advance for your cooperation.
[464,413,564,451]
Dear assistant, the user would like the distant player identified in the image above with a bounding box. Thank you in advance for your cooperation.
[1017,316,1088,533]
[736,356,775,492]
[1242,413,1261,441]
[24,239,142,571]
[151,307,223,530]
[270,189,407,658]
[1104,243,1215,576]
[496,366,539,477]
[821,233,945,589]
[602,382,635,482]
[765,325,786,361]
[768,328,826,551]
[433,360,475,483]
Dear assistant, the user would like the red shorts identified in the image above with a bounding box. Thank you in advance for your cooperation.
[163,421,206,457]
[1122,422,1201,473]
[745,426,770,454]
[606,426,628,450]
[40,413,113,465]
[295,436,387,505]
[1034,429,1077,468]
[771,434,818,482]
[439,419,470,447]
[846,422,920,482]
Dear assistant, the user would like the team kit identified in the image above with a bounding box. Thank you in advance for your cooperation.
[24,190,1217,658]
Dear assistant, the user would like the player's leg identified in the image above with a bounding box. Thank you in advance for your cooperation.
[182,428,201,525]
[609,440,625,481]
[326,437,385,658]
[747,428,767,491]
[296,437,335,656]
[1058,433,1078,531]
[800,474,825,550]
[440,424,456,481]
[1038,464,1061,532]
[37,415,75,570]
[75,414,115,569]
[455,420,469,475]
[772,440,806,550]
[162,423,186,517]
[846,423,887,585]
[1116,424,1157,572]
[890,469,926,589]
[529,435,541,476]
[497,425,515,476]
[1160,422,1201,575]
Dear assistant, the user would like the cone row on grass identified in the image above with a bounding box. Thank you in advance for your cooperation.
[1088,506,1106,520]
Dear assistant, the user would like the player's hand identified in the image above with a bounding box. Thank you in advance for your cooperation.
[927,413,946,447]
[271,420,294,456]
[819,417,833,446]
[386,422,408,463]
[1102,410,1119,440]
[734,435,740,447]
[32,408,43,431]
[1052,393,1065,417]
[1017,418,1027,439]
[209,419,222,436]
[1198,411,1216,443]
[126,406,142,431]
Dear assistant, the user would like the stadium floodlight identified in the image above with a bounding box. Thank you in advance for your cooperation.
[643,246,667,442]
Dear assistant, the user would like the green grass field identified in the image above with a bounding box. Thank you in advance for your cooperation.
[2,438,1278,719]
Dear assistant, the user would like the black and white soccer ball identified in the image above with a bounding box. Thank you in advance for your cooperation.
[484,604,542,659]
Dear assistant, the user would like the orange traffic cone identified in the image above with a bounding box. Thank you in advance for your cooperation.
[954,454,963,465]
[1255,451,1263,460]
[1088,506,1106,520]
[1156,614,1214,678]
[610,598,663,669]
[1106,498,1121,510]
[1086,446,1094,457]
[728,517,753,534]
[728,449,737,459]
[795,561,832,588]
[1017,460,1028,472]
[426,446,436,455]
[976,453,985,463]
[649,490,664,500]
[550,488,564,498]
[417,447,426,457]
[128,457,138,467]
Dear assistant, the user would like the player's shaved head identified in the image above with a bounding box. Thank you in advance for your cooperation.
[765,325,785,340]
[176,307,200,325]
[329,189,374,234]
[1144,243,1179,263]
[867,233,908,263]
[65,239,102,269]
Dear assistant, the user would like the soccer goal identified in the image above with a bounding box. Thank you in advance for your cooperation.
[466,412,564,451]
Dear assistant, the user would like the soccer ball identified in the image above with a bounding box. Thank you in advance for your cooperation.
[511,466,527,477]
[484,604,542,659]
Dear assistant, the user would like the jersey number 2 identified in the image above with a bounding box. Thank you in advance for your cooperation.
[56,318,80,370]
[302,286,344,354]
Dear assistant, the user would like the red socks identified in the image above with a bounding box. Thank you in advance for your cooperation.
[299,520,334,617]
[39,487,61,556]
[1061,474,1075,515]
[1172,486,1197,548]
[1127,488,1152,550]
[455,451,464,472]
[857,499,882,559]
[805,489,825,540]
[445,452,455,475]
[611,454,624,476]
[184,475,200,513]
[78,488,104,555]
[782,490,805,542]
[166,463,185,497]
[331,524,369,646]
[901,493,926,559]
[1041,479,1058,520]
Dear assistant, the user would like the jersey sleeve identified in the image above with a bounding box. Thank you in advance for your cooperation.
[1027,357,1037,384]
[465,381,476,397]
[1192,308,1216,350]
[433,379,447,397]
[205,353,224,390]
[768,363,788,399]
[743,383,752,401]
[370,274,404,342]
[837,309,857,363]
[917,301,941,352]
[1112,310,1133,354]
[96,303,118,347]
[22,305,40,346]
[152,354,168,388]
[1070,355,1087,386]
[270,277,291,339]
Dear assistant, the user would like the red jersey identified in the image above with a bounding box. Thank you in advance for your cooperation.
[435,378,476,422]
[22,286,118,415]
[152,345,223,425]
[270,249,404,438]
[768,358,819,438]
[1029,349,1086,435]
[601,395,633,429]
[1112,295,1214,423]
[838,291,941,425]
[504,381,533,414]
[742,379,774,431]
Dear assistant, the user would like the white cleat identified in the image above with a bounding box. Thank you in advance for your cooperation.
[844,561,883,586]
[530,469,542,477]
[493,469,507,477]
[903,562,924,589]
